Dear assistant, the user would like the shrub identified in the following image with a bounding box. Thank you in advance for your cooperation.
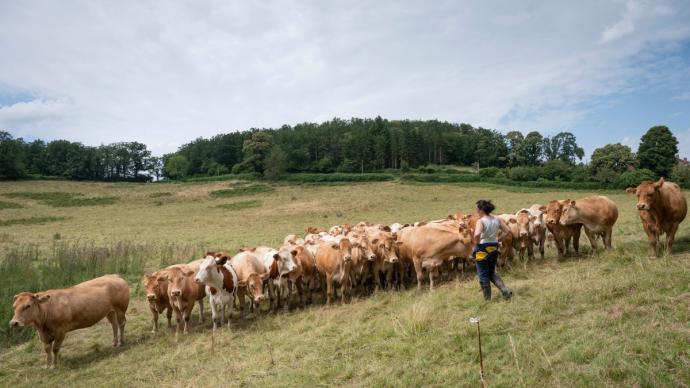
[508,166,539,181]
[478,167,501,178]
[670,164,690,188]
[282,173,394,183]
[594,168,618,184]
[2,192,119,207]
[617,169,656,188]
[541,160,571,181]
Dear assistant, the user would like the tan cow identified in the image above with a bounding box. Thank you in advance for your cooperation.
[499,212,534,261]
[315,238,354,305]
[544,200,582,257]
[230,251,269,316]
[397,220,473,290]
[346,232,377,294]
[364,225,401,291]
[560,195,618,250]
[627,178,687,256]
[526,204,547,259]
[10,274,129,368]
[165,266,206,334]
[282,243,318,306]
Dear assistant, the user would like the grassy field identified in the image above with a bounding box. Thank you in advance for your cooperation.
[0,180,688,387]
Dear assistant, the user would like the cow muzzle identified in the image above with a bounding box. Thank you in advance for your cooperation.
[9,319,20,327]
[519,231,527,237]
[171,289,181,296]
[388,257,399,264]
[368,255,376,261]
[146,294,157,302]
[637,203,650,210]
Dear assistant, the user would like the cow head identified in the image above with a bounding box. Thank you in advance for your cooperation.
[143,272,166,303]
[166,267,194,297]
[273,247,297,276]
[628,178,664,211]
[195,254,226,288]
[371,235,400,263]
[329,225,344,236]
[531,205,546,227]
[544,200,564,225]
[559,200,578,225]
[515,210,534,239]
[10,292,50,327]
[334,238,353,262]
[245,273,265,303]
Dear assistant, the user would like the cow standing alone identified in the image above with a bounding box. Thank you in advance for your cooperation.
[10,274,129,368]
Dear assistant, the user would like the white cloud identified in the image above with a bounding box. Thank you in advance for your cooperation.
[0,0,688,155]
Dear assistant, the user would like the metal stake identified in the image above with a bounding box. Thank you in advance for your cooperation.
[470,317,486,388]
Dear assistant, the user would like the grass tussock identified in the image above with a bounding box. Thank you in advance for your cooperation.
[209,184,274,198]
[2,192,119,207]
[213,200,262,211]
[0,216,69,227]
[0,200,23,210]
[148,192,173,198]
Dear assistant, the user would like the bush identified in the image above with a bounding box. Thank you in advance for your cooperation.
[594,168,619,184]
[508,166,539,181]
[209,184,274,197]
[617,169,656,188]
[2,192,119,207]
[541,160,571,181]
[478,167,501,178]
[670,164,690,188]
[283,173,394,183]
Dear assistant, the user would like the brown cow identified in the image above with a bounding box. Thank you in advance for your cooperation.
[627,178,687,257]
[164,266,206,334]
[315,238,354,305]
[10,274,129,368]
[230,251,269,316]
[544,200,582,257]
[560,195,618,250]
[397,220,473,290]
[364,226,401,291]
[283,243,318,306]
[498,212,534,261]
[142,271,173,333]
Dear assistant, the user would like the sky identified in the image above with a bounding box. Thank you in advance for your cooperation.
[1,0,689,159]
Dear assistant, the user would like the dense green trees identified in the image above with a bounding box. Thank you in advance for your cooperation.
[0,131,26,179]
[589,143,636,174]
[637,126,678,177]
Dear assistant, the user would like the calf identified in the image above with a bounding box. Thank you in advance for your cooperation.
[142,271,172,333]
[315,238,355,305]
[526,204,547,259]
[627,178,687,256]
[544,200,582,257]
[194,253,238,330]
[560,195,618,250]
[10,274,129,368]
[230,251,269,316]
[165,266,206,334]
[256,246,297,310]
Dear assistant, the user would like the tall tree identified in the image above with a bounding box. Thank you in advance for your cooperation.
[515,131,544,165]
[543,132,584,164]
[505,131,524,166]
[0,131,26,179]
[637,126,678,177]
[264,145,288,180]
[164,154,189,180]
[240,131,273,175]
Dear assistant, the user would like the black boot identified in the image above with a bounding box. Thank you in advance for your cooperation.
[490,273,513,300]
[480,282,491,301]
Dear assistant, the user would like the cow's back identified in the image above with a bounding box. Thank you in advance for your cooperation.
[231,252,266,282]
[315,244,340,274]
[580,196,618,226]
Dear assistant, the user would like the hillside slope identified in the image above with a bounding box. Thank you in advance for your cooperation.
[1,250,688,387]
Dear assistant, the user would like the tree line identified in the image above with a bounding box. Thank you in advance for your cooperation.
[0,118,684,185]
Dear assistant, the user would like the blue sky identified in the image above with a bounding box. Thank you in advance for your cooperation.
[1,1,689,159]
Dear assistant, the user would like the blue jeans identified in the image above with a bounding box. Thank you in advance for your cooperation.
[474,243,499,284]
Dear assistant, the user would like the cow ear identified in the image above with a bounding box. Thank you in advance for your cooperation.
[371,238,379,245]
[37,294,50,303]
[290,249,298,257]
[509,218,517,224]
[381,225,391,232]
[654,177,664,188]
[157,275,167,282]
[215,256,228,266]
[570,200,576,207]
[539,205,546,212]
[184,270,194,277]
[273,253,280,260]
[626,187,637,194]
[330,243,339,250]
[206,251,216,257]
[13,294,20,301]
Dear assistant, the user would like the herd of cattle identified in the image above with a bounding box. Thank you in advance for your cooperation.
[9,178,687,368]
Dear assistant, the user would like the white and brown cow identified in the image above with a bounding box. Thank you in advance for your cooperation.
[255,246,297,310]
[194,252,238,330]
[10,274,129,368]
[230,250,269,316]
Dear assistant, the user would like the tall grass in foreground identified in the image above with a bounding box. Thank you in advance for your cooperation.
[0,241,203,348]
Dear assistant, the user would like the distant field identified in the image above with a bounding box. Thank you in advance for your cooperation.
[0,180,688,387]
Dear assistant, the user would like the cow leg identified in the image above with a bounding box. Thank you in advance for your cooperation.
[107,311,119,346]
[275,282,283,310]
[51,332,65,369]
[209,297,219,331]
[183,305,192,334]
[385,267,394,291]
[398,262,407,290]
[604,226,613,250]
[116,309,126,346]
[237,288,246,318]
[583,228,597,252]
[555,235,565,257]
[372,262,383,292]
[166,306,173,328]
[149,306,159,333]
[43,340,54,369]
[325,273,334,305]
[428,267,436,291]
[573,227,581,253]
[413,258,424,290]
[666,223,679,255]
[296,280,305,308]
[266,282,275,310]
[197,300,205,323]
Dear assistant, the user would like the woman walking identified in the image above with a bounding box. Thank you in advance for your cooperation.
[473,199,513,301]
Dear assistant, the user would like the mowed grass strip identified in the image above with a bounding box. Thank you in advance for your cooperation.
[209,184,274,198]
[148,192,173,198]
[0,200,23,210]
[2,192,119,207]
[0,216,69,227]
[213,199,262,211]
